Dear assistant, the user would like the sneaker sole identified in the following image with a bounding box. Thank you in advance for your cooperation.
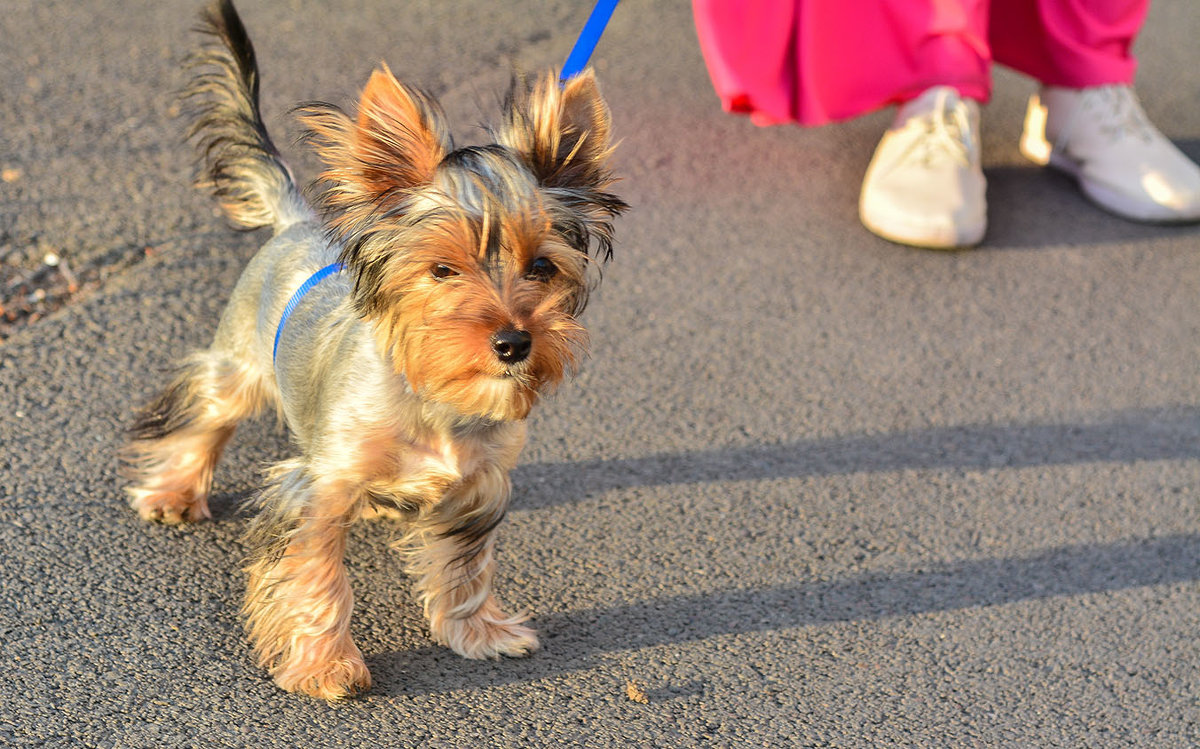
[859,210,986,250]
[1043,150,1200,224]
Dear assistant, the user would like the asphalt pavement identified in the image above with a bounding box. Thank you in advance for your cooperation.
[2,1,1199,746]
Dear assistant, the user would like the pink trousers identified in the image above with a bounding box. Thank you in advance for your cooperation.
[692,0,1149,126]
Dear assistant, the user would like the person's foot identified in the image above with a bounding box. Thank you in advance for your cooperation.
[859,86,987,249]
[1020,85,1200,223]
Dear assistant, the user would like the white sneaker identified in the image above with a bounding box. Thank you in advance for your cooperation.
[1020,85,1200,223]
[859,86,987,249]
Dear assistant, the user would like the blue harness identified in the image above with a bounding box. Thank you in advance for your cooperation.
[272,262,343,363]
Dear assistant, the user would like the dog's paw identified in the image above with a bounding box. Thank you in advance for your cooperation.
[272,650,372,701]
[436,606,540,660]
[129,489,211,525]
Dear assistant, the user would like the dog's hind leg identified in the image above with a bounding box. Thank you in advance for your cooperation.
[122,349,268,523]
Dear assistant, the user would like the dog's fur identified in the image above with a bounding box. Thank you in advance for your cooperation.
[122,0,624,699]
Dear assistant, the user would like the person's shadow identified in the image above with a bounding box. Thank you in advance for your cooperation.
[510,405,1199,509]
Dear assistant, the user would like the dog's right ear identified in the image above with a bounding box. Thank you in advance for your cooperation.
[298,64,452,221]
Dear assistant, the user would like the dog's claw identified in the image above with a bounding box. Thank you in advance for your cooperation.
[131,490,210,525]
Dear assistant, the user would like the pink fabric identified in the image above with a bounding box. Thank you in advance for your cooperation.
[692,0,1148,126]
[990,0,1147,88]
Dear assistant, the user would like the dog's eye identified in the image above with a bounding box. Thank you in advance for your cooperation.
[527,257,558,281]
[431,263,458,280]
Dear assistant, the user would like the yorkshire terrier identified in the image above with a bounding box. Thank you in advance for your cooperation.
[122,0,624,699]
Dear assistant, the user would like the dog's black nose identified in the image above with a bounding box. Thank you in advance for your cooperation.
[491,328,532,364]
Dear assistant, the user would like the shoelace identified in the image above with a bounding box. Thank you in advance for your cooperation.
[1078,85,1155,145]
[899,89,975,169]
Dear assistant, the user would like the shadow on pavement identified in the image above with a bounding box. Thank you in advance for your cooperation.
[981,140,1200,251]
[373,532,1200,697]
[185,405,1199,698]
[513,405,1200,510]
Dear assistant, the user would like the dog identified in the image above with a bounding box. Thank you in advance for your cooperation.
[122,0,624,699]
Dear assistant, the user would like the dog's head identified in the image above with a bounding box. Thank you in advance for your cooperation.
[300,66,625,421]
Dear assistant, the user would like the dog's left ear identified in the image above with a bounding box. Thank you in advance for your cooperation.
[499,70,615,192]
[499,70,627,259]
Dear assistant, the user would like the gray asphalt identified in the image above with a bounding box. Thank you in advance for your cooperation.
[3,1,1200,746]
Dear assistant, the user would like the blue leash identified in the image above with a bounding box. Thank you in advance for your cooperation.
[560,0,620,83]
[272,1,619,364]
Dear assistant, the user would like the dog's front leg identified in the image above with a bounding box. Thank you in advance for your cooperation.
[404,464,539,660]
[243,460,370,699]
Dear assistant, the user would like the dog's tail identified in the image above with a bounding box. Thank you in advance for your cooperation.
[181,0,310,232]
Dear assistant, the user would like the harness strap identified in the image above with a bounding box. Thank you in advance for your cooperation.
[272,262,343,364]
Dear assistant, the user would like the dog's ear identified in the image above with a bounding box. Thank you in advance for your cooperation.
[499,70,626,260]
[299,64,452,216]
[351,65,451,193]
[499,70,618,193]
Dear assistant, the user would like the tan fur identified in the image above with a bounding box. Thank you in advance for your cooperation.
[297,65,453,243]
[368,207,589,422]
[244,490,369,699]
[393,431,539,658]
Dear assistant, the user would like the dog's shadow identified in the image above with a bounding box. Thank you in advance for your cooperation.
[369,532,1200,698]
[366,404,1200,697]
